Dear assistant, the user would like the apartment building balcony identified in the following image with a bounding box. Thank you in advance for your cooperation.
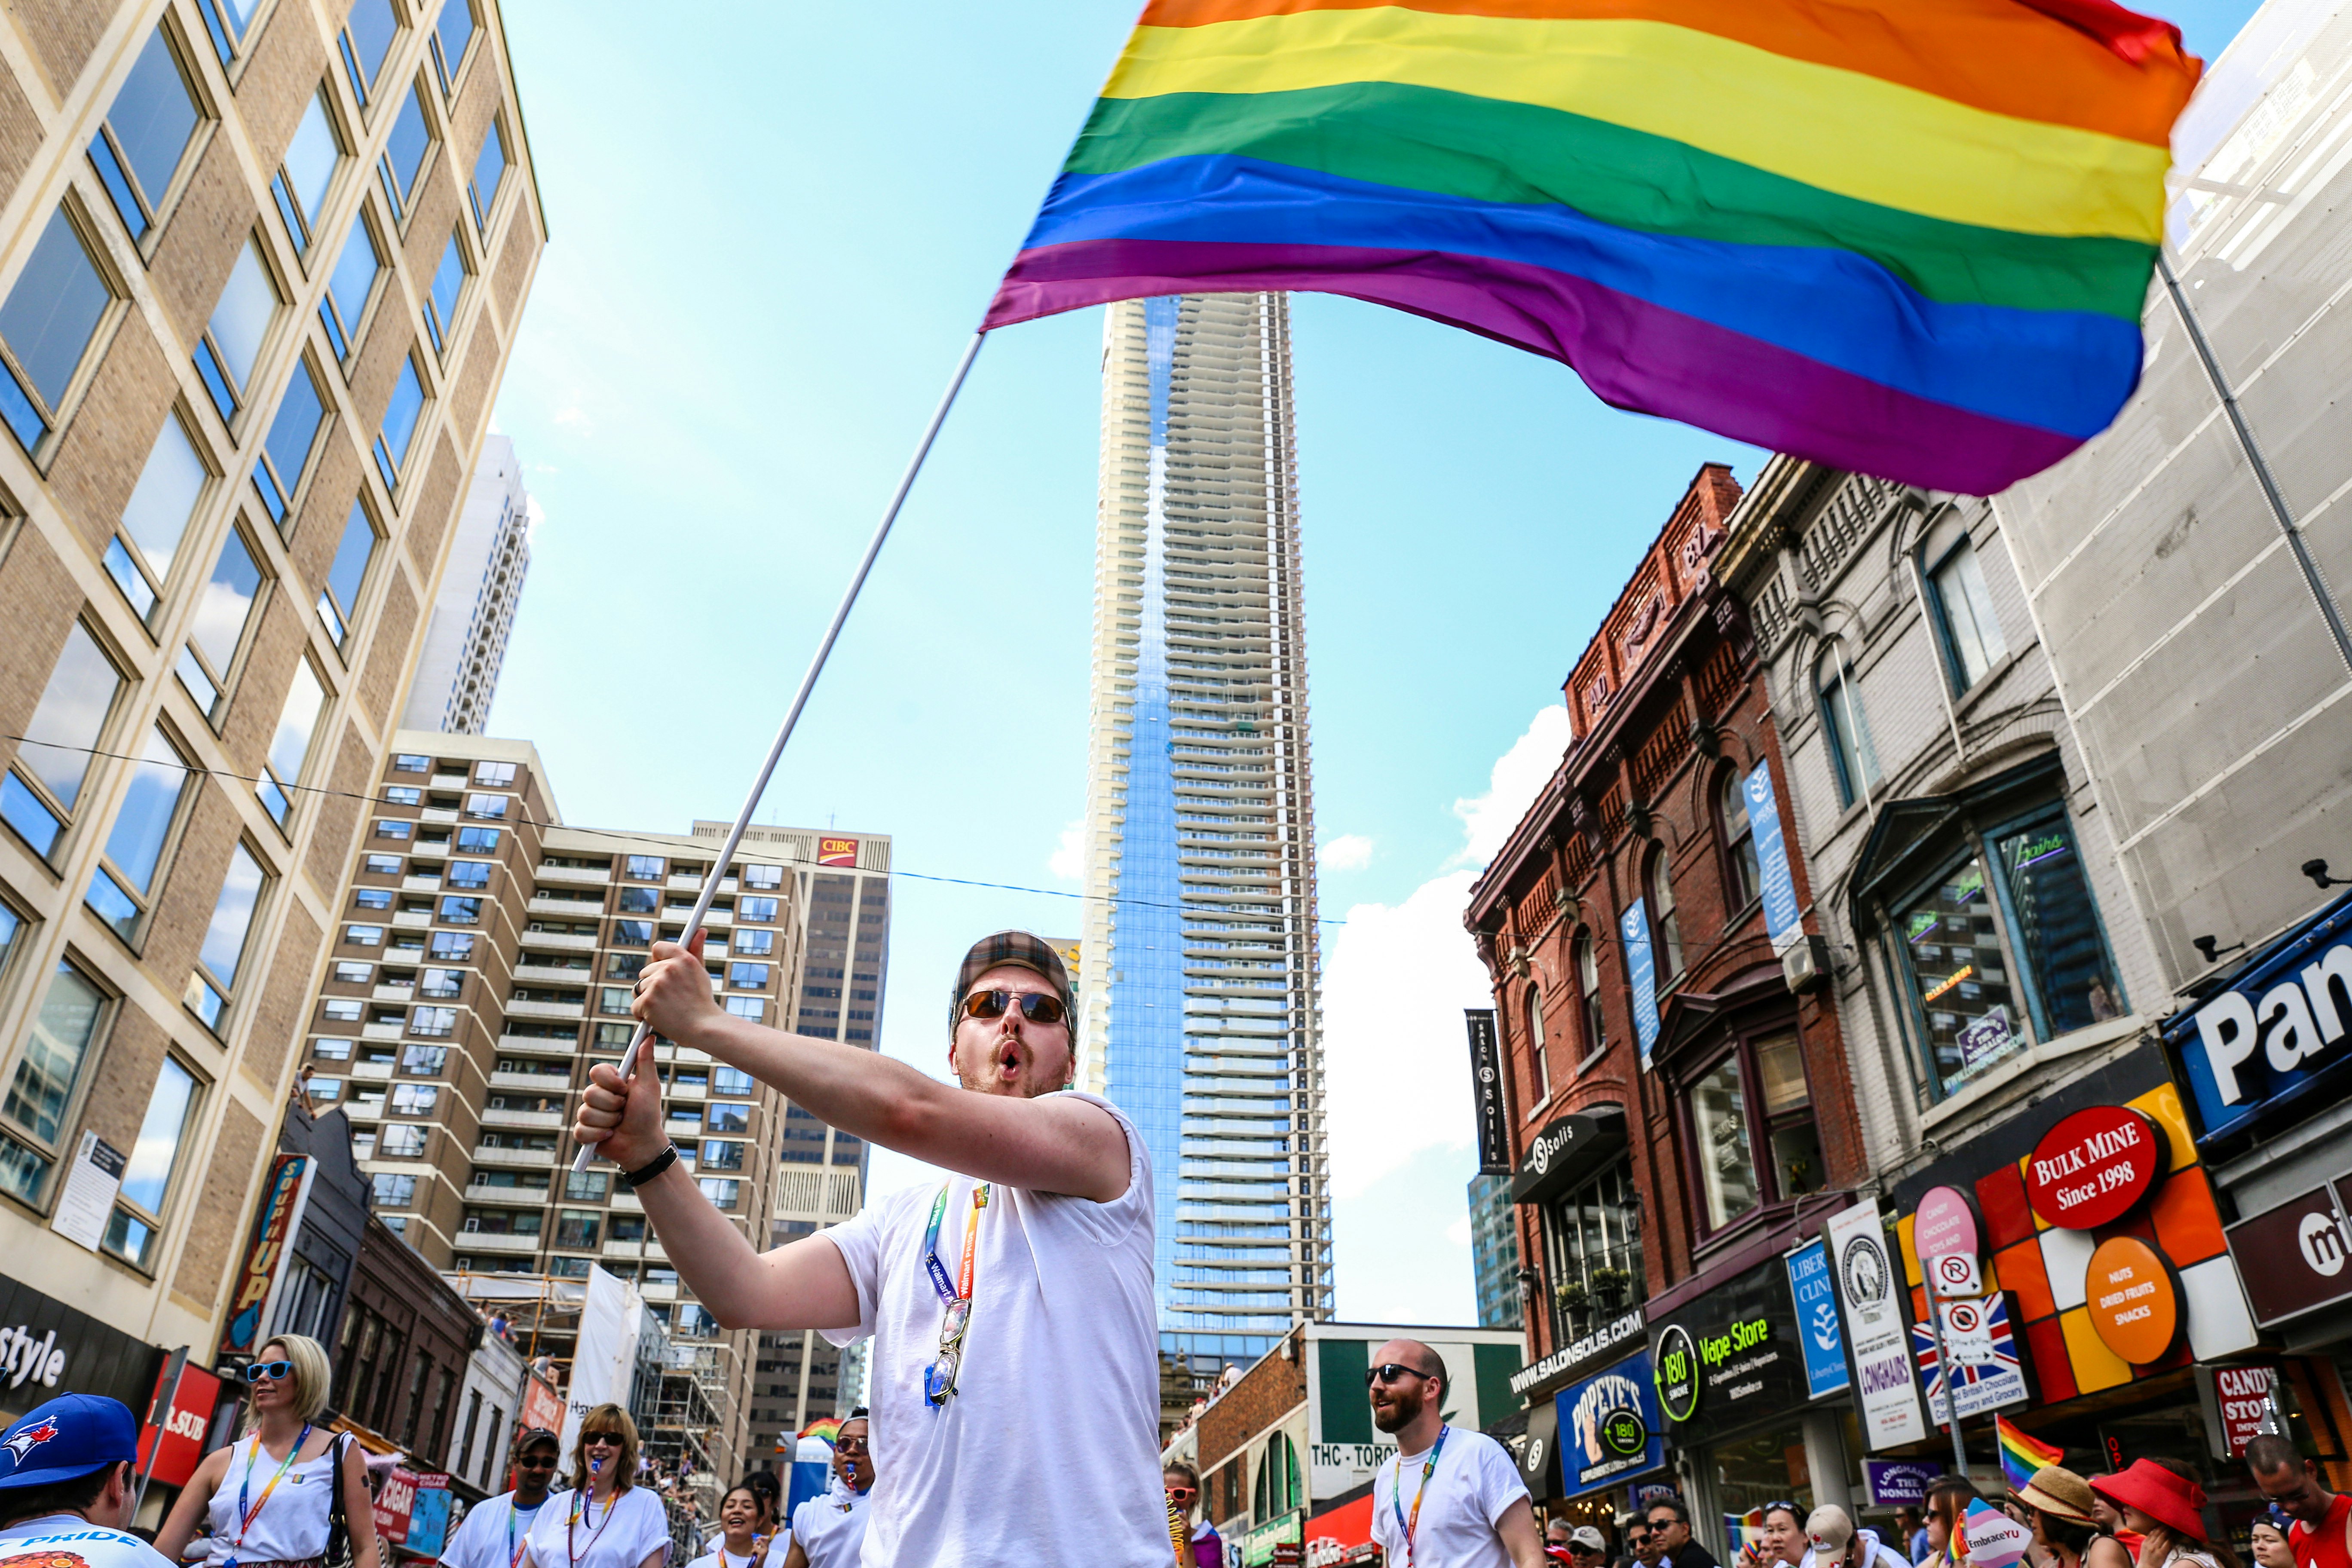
[431,773,470,790]
[371,983,416,1001]
[514,964,592,987]
[483,1107,564,1130]
[362,1022,404,1040]
[667,1080,706,1102]
[667,875,737,894]
[498,1034,576,1057]
[352,1060,394,1081]
[508,998,584,1020]
[610,1191,643,1213]
[408,839,447,861]
[528,896,600,918]
[455,1229,541,1254]
[463,1182,552,1204]
[606,1237,666,1262]
[663,1113,703,1140]
[394,910,431,928]
[523,931,596,951]
[538,864,609,886]
[641,1280,679,1304]
[473,1144,557,1167]
[490,1069,570,1092]
[422,807,459,825]
[662,907,731,929]
[346,1099,384,1123]
[403,875,442,892]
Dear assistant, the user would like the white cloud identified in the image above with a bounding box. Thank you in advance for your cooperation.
[1322,705,1567,1201]
[1048,820,1084,881]
[1319,833,1375,871]
[1445,1215,1472,1248]
[1448,704,1572,869]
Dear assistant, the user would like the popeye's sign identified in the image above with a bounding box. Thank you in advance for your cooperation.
[2025,1107,2165,1230]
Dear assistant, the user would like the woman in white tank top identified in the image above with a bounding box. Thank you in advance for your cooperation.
[157,1336,381,1568]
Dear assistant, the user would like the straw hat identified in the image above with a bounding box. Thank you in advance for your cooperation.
[2090,1461,2209,1543]
[2015,1467,2098,1526]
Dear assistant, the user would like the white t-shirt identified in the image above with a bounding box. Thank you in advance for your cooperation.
[1367,1428,1529,1568]
[521,1487,670,1568]
[818,1090,1164,1567]
[443,1493,552,1568]
[0,1516,175,1568]
[787,1491,868,1568]
[683,1545,765,1568]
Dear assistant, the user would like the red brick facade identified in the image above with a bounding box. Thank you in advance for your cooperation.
[1466,465,1866,1375]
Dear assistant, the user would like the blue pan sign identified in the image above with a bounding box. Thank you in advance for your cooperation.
[2167,891,2352,1145]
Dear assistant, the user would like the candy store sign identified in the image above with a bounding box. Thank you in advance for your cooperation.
[2025,1107,2165,1230]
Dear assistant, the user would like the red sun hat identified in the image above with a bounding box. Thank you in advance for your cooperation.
[2089,1461,2208,1543]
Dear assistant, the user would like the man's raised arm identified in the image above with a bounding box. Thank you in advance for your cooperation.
[573,935,1128,1203]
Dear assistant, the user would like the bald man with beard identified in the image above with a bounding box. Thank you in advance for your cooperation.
[1366,1338,1545,1568]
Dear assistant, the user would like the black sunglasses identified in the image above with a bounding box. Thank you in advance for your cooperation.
[961,989,1067,1025]
[582,1431,623,1446]
[243,1360,293,1384]
[515,1454,559,1468]
[835,1437,869,1456]
[1366,1363,1435,1387]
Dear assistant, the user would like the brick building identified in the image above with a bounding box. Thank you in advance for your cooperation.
[1465,465,1868,1526]
[0,0,539,1413]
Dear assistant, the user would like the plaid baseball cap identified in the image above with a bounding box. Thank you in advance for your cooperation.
[951,931,1073,1030]
[0,1394,138,1491]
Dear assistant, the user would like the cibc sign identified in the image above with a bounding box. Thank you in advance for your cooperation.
[2025,1107,2166,1230]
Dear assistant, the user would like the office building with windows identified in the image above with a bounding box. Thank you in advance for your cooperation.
[296,734,888,1481]
[1465,1171,1521,1330]
[0,0,539,1379]
[401,429,531,733]
[1077,294,1331,1430]
[728,821,890,1459]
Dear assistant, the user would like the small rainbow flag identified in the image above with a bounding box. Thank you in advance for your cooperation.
[1997,1415,2063,1492]
[989,0,2202,493]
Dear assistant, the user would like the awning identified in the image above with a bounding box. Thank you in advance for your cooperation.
[1519,1396,1561,1498]
[1513,1106,1628,1205]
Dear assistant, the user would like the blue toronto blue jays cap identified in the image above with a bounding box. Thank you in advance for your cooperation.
[0,1394,139,1490]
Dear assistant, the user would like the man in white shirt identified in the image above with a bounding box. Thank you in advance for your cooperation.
[575,931,1168,1568]
[441,1428,563,1568]
[1366,1338,1545,1568]
[0,1395,175,1568]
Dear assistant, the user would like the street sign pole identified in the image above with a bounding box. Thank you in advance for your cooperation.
[132,1345,188,1516]
[1920,1262,1970,1479]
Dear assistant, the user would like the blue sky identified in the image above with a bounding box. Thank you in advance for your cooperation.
[488,0,2266,1332]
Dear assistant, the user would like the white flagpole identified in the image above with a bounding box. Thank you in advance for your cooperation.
[573,329,990,1173]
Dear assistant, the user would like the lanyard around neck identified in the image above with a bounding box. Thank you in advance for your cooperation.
[508,1498,543,1568]
[568,1487,617,1567]
[922,1181,988,1305]
[226,1425,312,1568]
[1389,1426,1449,1567]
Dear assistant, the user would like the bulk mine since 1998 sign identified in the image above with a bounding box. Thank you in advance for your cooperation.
[2025,1107,2166,1231]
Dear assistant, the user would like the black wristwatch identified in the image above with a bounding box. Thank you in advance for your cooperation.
[621,1143,680,1189]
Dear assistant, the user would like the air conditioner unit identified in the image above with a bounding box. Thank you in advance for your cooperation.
[1782,935,1830,994]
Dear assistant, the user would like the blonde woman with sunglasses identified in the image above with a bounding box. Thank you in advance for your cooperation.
[521,1408,666,1568]
[157,1338,380,1568]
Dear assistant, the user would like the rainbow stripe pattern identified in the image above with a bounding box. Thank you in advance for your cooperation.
[987,0,2200,493]
[1996,1414,2063,1492]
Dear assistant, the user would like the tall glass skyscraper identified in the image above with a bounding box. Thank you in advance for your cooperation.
[1079,294,1332,1427]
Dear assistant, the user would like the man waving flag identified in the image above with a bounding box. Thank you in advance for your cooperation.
[987,0,2202,494]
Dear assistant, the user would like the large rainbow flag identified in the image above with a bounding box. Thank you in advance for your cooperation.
[986,0,2202,494]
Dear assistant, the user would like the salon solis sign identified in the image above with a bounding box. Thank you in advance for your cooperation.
[2025,1106,2166,1230]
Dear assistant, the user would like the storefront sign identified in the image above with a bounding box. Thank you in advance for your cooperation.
[1828,1202,1928,1450]
[1623,900,1660,1069]
[2025,1107,2166,1230]
[1914,1292,2027,1424]
[135,1360,220,1489]
[2214,1365,2283,1456]
[1784,1238,1850,1399]
[1246,1510,1304,1568]
[404,1476,452,1558]
[2085,1237,2180,1363]
[2168,891,2352,1144]
[1650,1259,1806,1442]
[0,1271,164,1422]
[1865,1461,1942,1507]
[219,1154,309,1359]
[1466,1011,1510,1175]
[1519,1397,1560,1495]
[1304,1496,1376,1568]
[1914,1187,1980,1263]
[817,837,860,867]
[2225,1180,2352,1328]
[1512,1311,1646,1396]
[1744,760,1804,956]
[1559,1350,1664,1497]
